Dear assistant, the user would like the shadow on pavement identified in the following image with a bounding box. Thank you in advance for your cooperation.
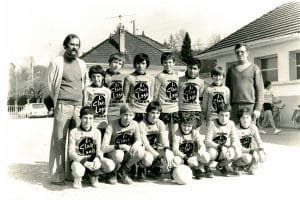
[7,161,71,191]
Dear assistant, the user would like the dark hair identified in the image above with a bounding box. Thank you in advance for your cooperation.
[108,53,125,66]
[264,80,271,88]
[133,53,150,68]
[88,65,106,79]
[80,106,94,118]
[63,34,80,49]
[217,103,232,113]
[187,58,201,69]
[146,101,162,113]
[161,52,176,64]
[237,107,253,120]
[179,112,197,125]
[211,66,225,77]
[234,42,248,51]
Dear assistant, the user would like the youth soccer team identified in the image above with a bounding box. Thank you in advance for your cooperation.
[68,49,266,189]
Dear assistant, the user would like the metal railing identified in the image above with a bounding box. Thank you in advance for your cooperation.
[7,105,25,119]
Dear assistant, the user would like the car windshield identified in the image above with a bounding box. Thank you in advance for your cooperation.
[32,104,45,109]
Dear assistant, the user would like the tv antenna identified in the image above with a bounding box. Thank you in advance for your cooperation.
[106,14,136,26]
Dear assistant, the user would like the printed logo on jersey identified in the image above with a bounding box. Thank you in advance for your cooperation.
[115,131,135,145]
[213,133,228,145]
[240,135,252,148]
[134,81,149,103]
[179,140,194,157]
[92,94,106,117]
[183,83,197,103]
[212,93,225,110]
[78,137,95,156]
[165,81,178,101]
[146,131,159,148]
[110,81,124,103]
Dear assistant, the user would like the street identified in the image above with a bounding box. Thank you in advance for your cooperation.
[4,118,300,200]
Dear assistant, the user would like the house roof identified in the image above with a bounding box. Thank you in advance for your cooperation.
[81,30,186,66]
[199,1,300,55]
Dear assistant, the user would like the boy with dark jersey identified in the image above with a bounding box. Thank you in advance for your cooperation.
[172,114,210,179]
[204,104,242,177]
[123,53,155,122]
[138,102,175,180]
[101,104,145,184]
[68,106,115,189]
[202,66,230,123]
[232,107,266,175]
[105,53,126,122]
[83,65,111,137]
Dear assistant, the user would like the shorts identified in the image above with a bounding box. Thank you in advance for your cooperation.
[159,112,179,124]
[263,103,272,111]
[178,111,202,128]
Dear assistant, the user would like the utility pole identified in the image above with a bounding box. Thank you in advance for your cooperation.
[30,56,34,91]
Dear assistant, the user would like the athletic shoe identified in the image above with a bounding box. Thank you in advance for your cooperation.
[137,166,146,181]
[204,166,213,178]
[90,176,101,188]
[106,172,118,185]
[259,130,267,134]
[273,129,282,135]
[216,164,229,177]
[73,178,82,189]
[193,169,203,179]
[117,166,133,184]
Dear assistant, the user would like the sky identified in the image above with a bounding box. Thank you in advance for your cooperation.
[3,0,293,67]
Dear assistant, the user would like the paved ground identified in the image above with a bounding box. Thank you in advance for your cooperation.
[3,118,300,200]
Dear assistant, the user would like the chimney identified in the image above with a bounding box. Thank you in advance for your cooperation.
[119,25,126,54]
[132,20,136,35]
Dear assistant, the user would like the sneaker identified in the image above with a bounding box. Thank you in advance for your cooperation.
[204,166,213,178]
[193,169,203,179]
[73,177,82,189]
[90,176,101,188]
[273,129,282,135]
[216,164,229,177]
[259,130,267,134]
[117,166,133,184]
[107,172,118,185]
[137,166,146,181]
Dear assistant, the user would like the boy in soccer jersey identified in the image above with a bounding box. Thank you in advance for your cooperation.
[68,106,115,189]
[105,53,126,122]
[101,104,145,184]
[202,66,230,124]
[204,104,242,177]
[172,113,210,179]
[83,65,111,137]
[138,101,175,180]
[232,107,266,175]
[123,53,155,122]
[153,52,179,145]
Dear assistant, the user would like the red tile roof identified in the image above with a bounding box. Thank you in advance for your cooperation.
[199,1,300,55]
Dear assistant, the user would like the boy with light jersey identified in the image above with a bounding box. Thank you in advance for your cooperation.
[153,52,179,144]
[101,104,145,184]
[105,53,126,122]
[68,106,115,189]
[83,65,111,137]
[204,104,242,177]
[232,107,266,175]
[172,114,210,179]
[138,101,175,180]
[123,53,155,122]
[202,66,230,124]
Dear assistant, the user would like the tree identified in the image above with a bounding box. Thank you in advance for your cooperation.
[207,33,222,48]
[175,29,186,51]
[168,34,177,50]
[181,32,193,64]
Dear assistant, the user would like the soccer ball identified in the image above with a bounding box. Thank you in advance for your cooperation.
[172,165,193,185]
[272,97,281,104]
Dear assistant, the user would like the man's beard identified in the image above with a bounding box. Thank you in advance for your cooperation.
[64,49,78,61]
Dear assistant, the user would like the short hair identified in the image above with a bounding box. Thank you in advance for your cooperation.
[237,107,253,119]
[80,106,94,118]
[108,53,125,66]
[88,65,106,79]
[217,103,232,113]
[160,52,176,64]
[179,112,197,125]
[187,58,201,69]
[120,104,134,114]
[211,66,225,77]
[63,34,80,49]
[146,101,162,113]
[133,53,150,68]
[264,80,271,88]
[234,42,248,51]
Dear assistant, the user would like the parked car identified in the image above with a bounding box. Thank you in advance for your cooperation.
[18,103,49,118]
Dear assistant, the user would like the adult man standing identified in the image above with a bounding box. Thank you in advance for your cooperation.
[226,43,264,124]
[48,34,87,184]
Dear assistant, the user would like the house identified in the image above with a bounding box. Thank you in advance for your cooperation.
[196,1,300,127]
[81,25,186,76]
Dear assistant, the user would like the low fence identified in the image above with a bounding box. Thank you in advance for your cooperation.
[7,105,25,119]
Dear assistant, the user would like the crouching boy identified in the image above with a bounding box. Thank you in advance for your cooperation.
[68,106,115,189]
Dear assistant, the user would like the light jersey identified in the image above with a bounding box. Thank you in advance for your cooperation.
[68,126,102,162]
[154,71,179,113]
[173,129,204,157]
[178,75,205,111]
[264,89,273,104]
[205,119,239,147]
[84,85,111,124]
[202,84,230,118]
[105,72,126,116]
[105,119,140,146]
[236,124,263,150]
[124,72,155,113]
[139,118,169,150]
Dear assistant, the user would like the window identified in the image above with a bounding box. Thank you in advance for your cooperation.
[296,53,300,79]
[254,56,278,81]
